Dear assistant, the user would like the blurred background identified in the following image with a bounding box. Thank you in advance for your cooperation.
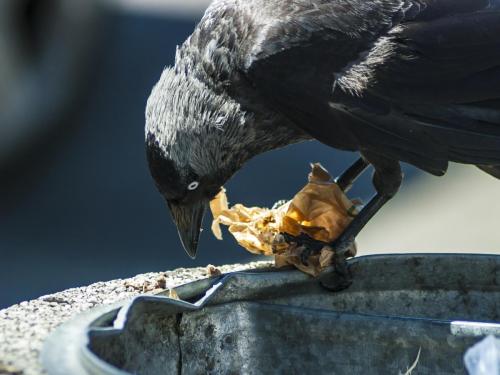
[0,0,499,309]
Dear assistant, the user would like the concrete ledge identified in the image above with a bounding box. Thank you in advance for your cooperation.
[0,261,271,375]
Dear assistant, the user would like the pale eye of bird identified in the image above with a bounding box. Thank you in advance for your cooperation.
[187,181,199,191]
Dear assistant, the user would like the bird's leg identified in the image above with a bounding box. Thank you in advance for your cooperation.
[333,154,402,251]
[321,155,402,291]
[335,157,370,192]
[320,193,392,290]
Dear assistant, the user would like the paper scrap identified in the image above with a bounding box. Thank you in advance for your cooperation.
[210,163,359,276]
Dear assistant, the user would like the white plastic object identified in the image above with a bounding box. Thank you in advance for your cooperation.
[464,335,500,375]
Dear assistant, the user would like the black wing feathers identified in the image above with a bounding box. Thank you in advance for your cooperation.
[362,7,500,168]
[371,12,500,103]
[244,0,500,175]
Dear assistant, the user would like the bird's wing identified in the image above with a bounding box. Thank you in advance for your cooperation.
[244,0,500,175]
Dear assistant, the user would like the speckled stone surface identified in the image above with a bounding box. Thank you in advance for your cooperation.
[0,261,272,375]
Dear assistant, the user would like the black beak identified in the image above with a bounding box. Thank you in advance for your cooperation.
[168,200,206,259]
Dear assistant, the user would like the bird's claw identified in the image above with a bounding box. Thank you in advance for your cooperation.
[320,235,355,291]
[282,232,355,262]
[283,232,355,291]
[282,232,326,265]
[319,251,353,291]
[330,235,357,258]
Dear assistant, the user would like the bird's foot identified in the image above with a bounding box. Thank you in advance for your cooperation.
[319,235,355,292]
[330,234,357,259]
[282,232,355,291]
[282,232,355,261]
[281,232,326,265]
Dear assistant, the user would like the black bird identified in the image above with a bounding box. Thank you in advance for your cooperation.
[145,0,500,260]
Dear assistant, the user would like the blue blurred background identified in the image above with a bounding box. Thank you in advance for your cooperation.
[2,0,499,309]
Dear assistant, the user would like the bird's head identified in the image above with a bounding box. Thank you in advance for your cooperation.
[145,67,248,258]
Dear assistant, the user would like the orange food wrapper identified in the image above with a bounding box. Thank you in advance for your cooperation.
[210,163,359,276]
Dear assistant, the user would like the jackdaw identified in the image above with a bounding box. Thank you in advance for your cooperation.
[145,0,500,259]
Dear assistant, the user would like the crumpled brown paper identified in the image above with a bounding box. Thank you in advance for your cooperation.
[210,163,359,276]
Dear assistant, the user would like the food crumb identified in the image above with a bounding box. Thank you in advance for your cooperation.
[206,265,222,277]
[154,275,167,289]
[124,274,169,293]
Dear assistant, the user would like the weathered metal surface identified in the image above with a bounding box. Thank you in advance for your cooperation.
[42,254,500,374]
